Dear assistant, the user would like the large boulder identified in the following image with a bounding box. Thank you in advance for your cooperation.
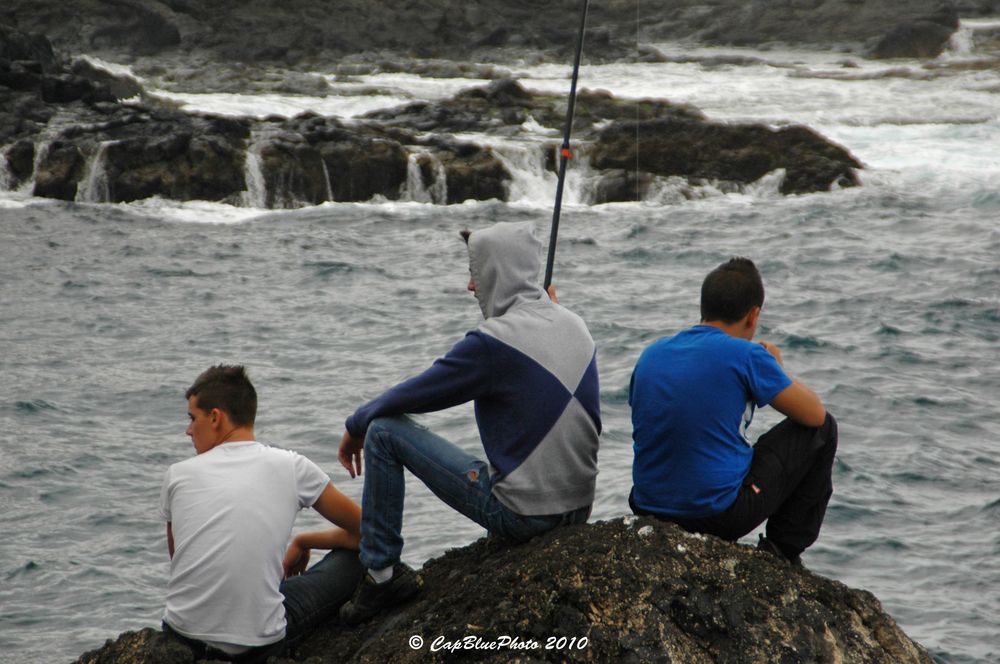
[70,57,145,100]
[431,140,511,204]
[0,0,182,58]
[28,107,250,203]
[75,519,933,664]
[589,118,861,196]
[0,22,55,68]
[867,5,961,59]
[32,140,86,200]
[318,138,409,204]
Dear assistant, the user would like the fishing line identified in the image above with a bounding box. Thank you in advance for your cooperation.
[543,0,590,290]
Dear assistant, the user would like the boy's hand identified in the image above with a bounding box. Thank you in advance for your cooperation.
[759,340,784,367]
[282,537,310,578]
[338,430,364,478]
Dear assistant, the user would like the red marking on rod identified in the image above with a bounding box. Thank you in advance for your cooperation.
[561,148,573,159]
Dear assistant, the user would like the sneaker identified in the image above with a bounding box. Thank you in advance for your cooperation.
[339,562,423,625]
[757,534,803,567]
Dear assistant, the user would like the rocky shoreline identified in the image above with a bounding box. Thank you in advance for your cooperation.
[76,518,933,664]
[5,1,998,208]
[2,23,862,209]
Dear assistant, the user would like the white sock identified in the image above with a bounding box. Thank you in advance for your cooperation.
[369,566,394,584]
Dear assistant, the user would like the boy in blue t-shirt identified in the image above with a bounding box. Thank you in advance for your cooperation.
[629,257,837,565]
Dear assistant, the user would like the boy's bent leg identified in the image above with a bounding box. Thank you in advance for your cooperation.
[281,549,363,647]
[359,413,491,571]
[360,416,570,562]
[359,416,498,570]
[662,415,837,553]
[344,416,492,626]
[752,414,838,559]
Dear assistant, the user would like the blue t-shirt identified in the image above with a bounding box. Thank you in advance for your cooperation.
[629,325,792,518]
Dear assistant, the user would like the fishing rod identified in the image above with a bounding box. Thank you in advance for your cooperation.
[543,0,590,290]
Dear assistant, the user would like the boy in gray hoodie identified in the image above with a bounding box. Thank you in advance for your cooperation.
[335,221,601,624]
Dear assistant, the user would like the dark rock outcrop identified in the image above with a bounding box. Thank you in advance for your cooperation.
[70,57,145,100]
[868,5,961,59]
[3,24,863,208]
[954,0,1000,16]
[590,119,861,197]
[75,518,933,664]
[0,22,55,68]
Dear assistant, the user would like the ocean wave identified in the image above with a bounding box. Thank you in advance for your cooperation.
[5,561,40,581]
[144,267,204,278]
[600,386,630,406]
[304,260,361,278]
[781,333,826,350]
[13,399,57,414]
[125,197,267,225]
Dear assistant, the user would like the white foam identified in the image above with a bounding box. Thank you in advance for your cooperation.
[150,90,412,119]
[75,142,115,204]
[241,143,267,208]
[75,55,144,82]
[125,197,267,224]
[0,193,31,208]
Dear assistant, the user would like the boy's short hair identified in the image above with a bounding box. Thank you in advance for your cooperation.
[185,365,257,427]
[700,257,765,324]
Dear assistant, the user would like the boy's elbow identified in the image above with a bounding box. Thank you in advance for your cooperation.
[799,403,827,428]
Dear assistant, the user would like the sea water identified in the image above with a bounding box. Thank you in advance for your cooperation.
[1,35,999,664]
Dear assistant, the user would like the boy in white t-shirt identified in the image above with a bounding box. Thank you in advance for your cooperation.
[159,365,362,662]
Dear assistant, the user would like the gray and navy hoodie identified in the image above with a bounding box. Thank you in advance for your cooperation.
[345,222,601,515]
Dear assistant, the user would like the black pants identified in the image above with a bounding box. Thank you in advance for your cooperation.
[160,548,362,661]
[631,413,838,559]
[161,622,286,663]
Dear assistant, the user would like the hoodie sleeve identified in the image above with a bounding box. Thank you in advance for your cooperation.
[345,331,493,438]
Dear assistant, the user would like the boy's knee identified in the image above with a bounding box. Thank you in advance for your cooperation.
[824,411,837,435]
[364,416,413,455]
[820,411,838,452]
[365,416,399,441]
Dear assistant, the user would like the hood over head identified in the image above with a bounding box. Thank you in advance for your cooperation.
[467,222,546,319]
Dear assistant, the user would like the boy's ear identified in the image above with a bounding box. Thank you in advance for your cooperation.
[209,407,225,429]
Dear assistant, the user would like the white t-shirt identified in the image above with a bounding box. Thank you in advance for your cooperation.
[159,441,330,647]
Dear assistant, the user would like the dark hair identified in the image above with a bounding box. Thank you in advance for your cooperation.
[459,229,471,245]
[185,365,257,427]
[700,257,765,323]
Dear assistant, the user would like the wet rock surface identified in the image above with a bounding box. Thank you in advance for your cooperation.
[590,119,861,197]
[76,518,933,664]
[6,0,977,207]
[867,5,961,60]
[1,24,862,208]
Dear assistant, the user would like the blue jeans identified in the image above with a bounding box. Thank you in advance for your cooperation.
[360,416,591,570]
[281,548,362,647]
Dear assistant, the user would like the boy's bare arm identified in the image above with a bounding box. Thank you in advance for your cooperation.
[760,340,827,428]
[283,483,362,577]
